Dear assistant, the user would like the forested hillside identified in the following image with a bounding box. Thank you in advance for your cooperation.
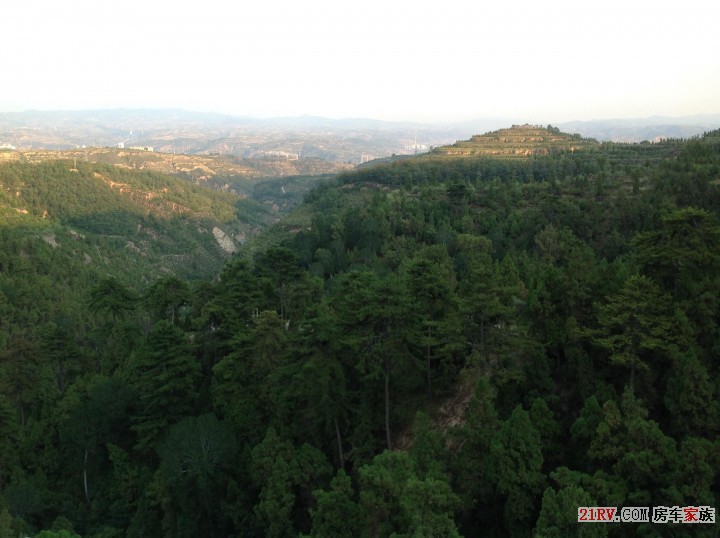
[0,159,257,279]
[1,127,719,537]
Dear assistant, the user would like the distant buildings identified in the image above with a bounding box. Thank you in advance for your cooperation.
[404,143,429,152]
[129,145,154,152]
[254,150,299,160]
[0,143,16,150]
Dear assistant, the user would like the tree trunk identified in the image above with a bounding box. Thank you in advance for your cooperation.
[83,449,90,505]
[384,370,392,450]
[426,325,433,402]
[480,316,485,352]
[56,358,67,394]
[334,417,344,468]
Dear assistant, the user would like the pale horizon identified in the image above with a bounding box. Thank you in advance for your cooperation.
[2,0,719,124]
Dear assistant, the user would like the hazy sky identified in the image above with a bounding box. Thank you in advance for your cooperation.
[2,0,719,123]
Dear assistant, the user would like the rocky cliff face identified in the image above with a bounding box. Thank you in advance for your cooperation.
[212,226,237,253]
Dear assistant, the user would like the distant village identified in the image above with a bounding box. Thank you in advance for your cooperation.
[117,142,154,152]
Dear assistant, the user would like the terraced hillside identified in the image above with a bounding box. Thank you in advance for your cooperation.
[0,147,351,192]
[433,124,596,157]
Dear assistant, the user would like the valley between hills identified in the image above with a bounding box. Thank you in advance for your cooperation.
[1,120,719,537]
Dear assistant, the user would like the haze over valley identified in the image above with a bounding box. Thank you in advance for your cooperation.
[3,109,720,164]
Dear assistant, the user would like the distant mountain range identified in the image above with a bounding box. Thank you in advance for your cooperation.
[0,109,460,163]
[1,110,719,162]
[557,114,720,143]
[439,115,720,143]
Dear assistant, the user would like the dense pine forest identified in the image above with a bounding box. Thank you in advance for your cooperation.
[1,127,720,537]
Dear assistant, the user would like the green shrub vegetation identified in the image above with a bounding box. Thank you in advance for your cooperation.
[1,127,720,537]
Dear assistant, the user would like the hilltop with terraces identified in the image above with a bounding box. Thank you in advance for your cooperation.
[432,124,597,158]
